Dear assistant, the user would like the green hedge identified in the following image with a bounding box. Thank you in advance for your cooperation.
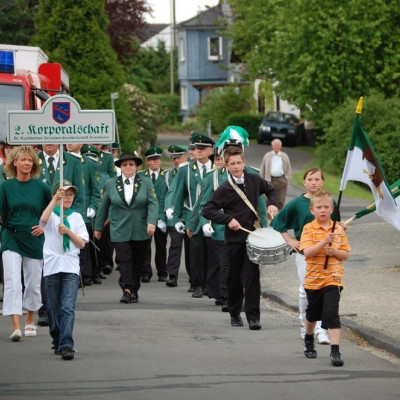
[225,112,263,140]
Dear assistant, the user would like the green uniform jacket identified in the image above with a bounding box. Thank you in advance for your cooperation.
[173,161,214,226]
[138,169,167,221]
[97,151,117,178]
[94,175,158,242]
[38,151,85,216]
[164,162,188,227]
[188,166,269,238]
[81,154,102,223]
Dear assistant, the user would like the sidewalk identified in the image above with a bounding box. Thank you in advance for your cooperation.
[260,189,400,358]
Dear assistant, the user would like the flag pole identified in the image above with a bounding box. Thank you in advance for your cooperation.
[323,97,363,269]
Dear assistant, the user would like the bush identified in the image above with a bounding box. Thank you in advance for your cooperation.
[151,94,180,126]
[225,112,263,140]
[195,85,254,135]
[317,92,400,184]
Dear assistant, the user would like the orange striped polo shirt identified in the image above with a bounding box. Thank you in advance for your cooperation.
[300,219,351,290]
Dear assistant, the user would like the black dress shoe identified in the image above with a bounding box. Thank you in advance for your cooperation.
[231,315,244,327]
[158,275,167,282]
[99,272,107,279]
[103,264,113,275]
[192,286,203,298]
[52,345,61,355]
[120,291,132,304]
[141,276,151,283]
[61,347,74,360]
[166,276,177,287]
[187,285,194,292]
[37,315,49,327]
[84,278,92,287]
[249,319,262,330]
[131,292,139,303]
[221,304,229,313]
[92,277,102,284]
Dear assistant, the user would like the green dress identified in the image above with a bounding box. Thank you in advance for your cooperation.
[0,178,52,259]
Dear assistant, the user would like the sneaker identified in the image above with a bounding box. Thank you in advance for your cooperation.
[304,338,317,358]
[61,347,75,360]
[330,350,344,366]
[317,329,330,345]
[10,329,22,342]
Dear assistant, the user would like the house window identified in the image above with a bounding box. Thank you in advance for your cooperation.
[179,37,186,62]
[208,36,223,61]
[181,86,188,110]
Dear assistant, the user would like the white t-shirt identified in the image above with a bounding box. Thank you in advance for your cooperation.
[42,211,89,277]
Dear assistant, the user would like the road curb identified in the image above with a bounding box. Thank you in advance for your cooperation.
[262,289,400,358]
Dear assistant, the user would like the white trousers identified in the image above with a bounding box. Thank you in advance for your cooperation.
[2,250,43,316]
[296,252,322,331]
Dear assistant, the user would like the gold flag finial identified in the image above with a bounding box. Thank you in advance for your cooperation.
[356,97,363,114]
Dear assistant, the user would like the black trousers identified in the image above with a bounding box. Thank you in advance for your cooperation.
[79,223,93,279]
[92,223,114,277]
[206,239,229,301]
[166,227,191,283]
[189,233,208,288]
[114,239,150,293]
[142,227,168,278]
[226,241,260,322]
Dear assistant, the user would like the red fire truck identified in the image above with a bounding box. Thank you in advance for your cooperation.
[0,44,70,141]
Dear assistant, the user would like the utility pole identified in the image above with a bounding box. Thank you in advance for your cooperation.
[170,0,176,95]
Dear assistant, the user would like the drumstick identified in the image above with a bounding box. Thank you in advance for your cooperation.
[239,227,264,239]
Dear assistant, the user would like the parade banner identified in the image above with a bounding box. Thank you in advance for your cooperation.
[7,94,115,144]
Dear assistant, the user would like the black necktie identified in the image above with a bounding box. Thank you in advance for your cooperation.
[151,172,156,184]
[124,178,130,185]
[48,156,55,183]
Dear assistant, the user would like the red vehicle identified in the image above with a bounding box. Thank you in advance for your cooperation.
[0,44,69,141]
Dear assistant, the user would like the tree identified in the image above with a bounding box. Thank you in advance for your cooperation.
[127,40,178,94]
[32,0,137,146]
[0,0,37,44]
[229,0,400,123]
[105,0,152,65]
[316,92,400,184]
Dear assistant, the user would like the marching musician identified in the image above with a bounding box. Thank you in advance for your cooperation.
[202,146,278,331]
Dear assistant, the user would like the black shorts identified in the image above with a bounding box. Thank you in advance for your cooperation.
[305,285,343,329]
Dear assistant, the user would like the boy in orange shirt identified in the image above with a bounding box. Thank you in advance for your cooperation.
[300,190,351,366]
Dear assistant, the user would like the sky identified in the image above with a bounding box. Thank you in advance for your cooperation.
[146,0,220,24]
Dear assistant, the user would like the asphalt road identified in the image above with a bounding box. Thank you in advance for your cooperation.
[0,137,399,399]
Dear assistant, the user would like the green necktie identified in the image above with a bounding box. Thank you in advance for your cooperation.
[48,156,55,183]
[202,165,207,180]
[151,172,156,184]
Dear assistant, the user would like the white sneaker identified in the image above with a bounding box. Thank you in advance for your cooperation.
[300,326,306,340]
[10,329,22,341]
[317,328,330,345]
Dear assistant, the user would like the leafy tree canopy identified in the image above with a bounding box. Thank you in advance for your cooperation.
[32,0,136,141]
[229,0,400,123]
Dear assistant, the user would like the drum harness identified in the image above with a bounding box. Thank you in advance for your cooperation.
[227,174,261,229]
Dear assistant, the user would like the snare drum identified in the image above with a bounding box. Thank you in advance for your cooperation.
[246,227,290,265]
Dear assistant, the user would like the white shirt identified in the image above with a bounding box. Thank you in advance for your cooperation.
[233,174,245,185]
[123,174,134,204]
[150,169,160,181]
[270,152,284,177]
[197,160,212,179]
[42,211,89,277]
[45,151,59,168]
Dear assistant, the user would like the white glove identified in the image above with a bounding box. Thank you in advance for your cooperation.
[157,219,167,233]
[202,223,214,237]
[86,207,96,218]
[166,208,174,220]
[175,221,186,234]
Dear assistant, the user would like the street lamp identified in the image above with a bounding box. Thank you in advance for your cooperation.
[110,92,120,151]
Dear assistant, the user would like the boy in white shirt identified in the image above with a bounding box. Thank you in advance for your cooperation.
[40,180,89,360]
